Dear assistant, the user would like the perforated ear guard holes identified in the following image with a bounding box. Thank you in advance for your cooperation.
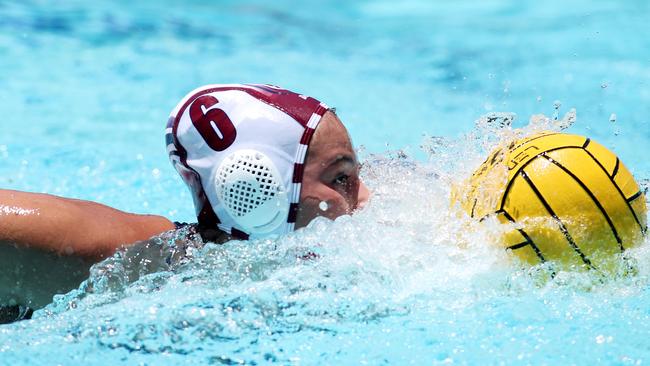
[215,149,289,234]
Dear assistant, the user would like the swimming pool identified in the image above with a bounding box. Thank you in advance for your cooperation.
[1,0,649,364]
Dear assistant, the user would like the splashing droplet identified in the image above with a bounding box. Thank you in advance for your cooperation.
[475,112,516,131]
[555,108,577,130]
[609,113,617,123]
[601,82,608,89]
[319,201,329,211]
[552,100,562,120]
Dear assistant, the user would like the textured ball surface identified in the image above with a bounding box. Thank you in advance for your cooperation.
[459,132,648,270]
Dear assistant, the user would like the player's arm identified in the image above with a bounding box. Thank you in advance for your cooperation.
[0,189,175,259]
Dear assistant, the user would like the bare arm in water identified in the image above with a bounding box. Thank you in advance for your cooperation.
[0,189,174,259]
[0,189,175,312]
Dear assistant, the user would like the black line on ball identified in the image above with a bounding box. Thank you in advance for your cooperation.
[581,147,645,234]
[470,198,478,218]
[498,209,546,261]
[507,241,530,250]
[540,153,624,251]
[626,190,649,235]
[627,190,643,202]
[520,170,595,268]
[499,146,585,211]
[582,138,591,148]
[611,157,620,178]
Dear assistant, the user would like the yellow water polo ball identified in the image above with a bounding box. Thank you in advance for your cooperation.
[457,132,647,270]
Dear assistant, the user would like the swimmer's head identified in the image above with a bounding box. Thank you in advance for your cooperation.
[166,84,368,240]
[295,111,369,228]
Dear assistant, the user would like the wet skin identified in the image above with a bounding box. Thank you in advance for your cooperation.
[295,111,370,228]
[0,111,369,312]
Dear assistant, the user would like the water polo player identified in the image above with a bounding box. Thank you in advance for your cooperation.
[0,84,369,322]
[167,84,369,242]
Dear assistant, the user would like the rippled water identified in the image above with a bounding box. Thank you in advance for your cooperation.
[1,0,650,364]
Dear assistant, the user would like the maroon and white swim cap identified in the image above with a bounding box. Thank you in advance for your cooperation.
[166,84,329,239]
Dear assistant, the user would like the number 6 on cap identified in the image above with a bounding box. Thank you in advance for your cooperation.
[189,95,237,151]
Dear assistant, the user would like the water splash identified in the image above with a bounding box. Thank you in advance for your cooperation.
[609,113,617,123]
[1,116,648,364]
[0,205,38,216]
[319,201,329,211]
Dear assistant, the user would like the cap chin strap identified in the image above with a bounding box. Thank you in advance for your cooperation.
[214,149,290,235]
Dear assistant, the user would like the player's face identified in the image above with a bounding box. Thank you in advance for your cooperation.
[295,111,370,229]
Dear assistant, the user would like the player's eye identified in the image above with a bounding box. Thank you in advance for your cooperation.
[333,174,350,186]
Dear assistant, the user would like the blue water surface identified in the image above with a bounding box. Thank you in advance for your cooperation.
[1,0,650,364]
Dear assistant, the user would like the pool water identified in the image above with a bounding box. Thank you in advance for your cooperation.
[1,0,650,364]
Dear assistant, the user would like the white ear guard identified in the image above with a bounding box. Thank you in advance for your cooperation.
[166,84,329,240]
[215,149,289,235]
